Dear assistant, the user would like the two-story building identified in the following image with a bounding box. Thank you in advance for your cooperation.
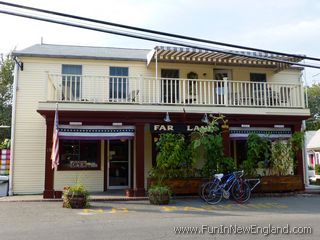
[10,44,309,198]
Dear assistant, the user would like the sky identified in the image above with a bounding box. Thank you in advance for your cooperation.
[0,0,320,84]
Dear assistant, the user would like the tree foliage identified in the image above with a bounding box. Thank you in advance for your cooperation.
[0,54,14,126]
[306,84,320,130]
[0,54,14,143]
[306,83,320,118]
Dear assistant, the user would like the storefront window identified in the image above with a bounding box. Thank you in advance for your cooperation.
[59,140,100,170]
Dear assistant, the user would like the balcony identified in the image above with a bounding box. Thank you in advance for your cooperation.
[47,74,306,109]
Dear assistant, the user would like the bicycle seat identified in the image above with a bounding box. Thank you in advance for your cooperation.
[214,173,224,180]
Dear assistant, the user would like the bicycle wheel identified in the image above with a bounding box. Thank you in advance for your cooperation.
[231,179,251,203]
[202,181,223,205]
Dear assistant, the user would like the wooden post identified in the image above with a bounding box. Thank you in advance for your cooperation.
[134,123,145,196]
[293,123,305,190]
[221,127,231,157]
[43,118,55,199]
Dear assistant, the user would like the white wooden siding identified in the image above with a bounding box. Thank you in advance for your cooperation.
[13,56,303,194]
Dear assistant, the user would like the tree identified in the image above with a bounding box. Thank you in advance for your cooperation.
[305,84,320,130]
[306,83,320,119]
[0,54,14,141]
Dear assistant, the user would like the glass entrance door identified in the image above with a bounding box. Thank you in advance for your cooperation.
[108,140,130,189]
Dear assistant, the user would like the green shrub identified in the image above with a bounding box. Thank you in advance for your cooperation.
[241,133,270,176]
[191,114,234,176]
[148,184,171,205]
[315,165,320,175]
[308,165,314,170]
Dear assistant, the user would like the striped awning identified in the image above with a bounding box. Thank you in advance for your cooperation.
[58,125,135,140]
[147,46,305,72]
[229,127,292,140]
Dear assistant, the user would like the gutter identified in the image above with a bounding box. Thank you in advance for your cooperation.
[9,62,19,196]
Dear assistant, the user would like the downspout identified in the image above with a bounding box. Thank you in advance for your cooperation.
[9,61,19,196]
[302,121,309,187]
[302,65,309,187]
[303,65,308,108]
[155,49,158,81]
[155,49,159,103]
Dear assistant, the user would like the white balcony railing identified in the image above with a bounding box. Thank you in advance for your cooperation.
[47,74,305,108]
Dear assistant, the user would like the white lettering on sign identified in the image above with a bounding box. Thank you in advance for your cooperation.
[154,125,174,131]
[187,125,208,131]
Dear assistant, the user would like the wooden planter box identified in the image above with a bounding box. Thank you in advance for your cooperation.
[254,175,304,193]
[147,178,208,195]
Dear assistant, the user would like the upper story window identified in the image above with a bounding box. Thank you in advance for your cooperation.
[250,73,266,83]
[109,67,129,100]
[61,65,82,101]
[250,73,266,91]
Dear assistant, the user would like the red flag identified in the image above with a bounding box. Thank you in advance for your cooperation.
[51,108,59,169]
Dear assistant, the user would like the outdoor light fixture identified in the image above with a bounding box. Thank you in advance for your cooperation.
[201,113,209,123]
[164,112,171,123]
[69,122,82,126]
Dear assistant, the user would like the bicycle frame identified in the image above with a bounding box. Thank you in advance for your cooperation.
[211,172,240,195]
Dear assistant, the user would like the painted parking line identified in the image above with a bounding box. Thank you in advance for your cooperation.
[78,207,129,215]
[160,202,289,212]
[79,209,106,215]
[109,207,129,213]
[78,202,289,215]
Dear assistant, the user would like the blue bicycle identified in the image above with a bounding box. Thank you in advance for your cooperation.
[201,170,251,204]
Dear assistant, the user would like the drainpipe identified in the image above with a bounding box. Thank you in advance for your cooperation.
[302,121,309,187]
[9,62,19,196]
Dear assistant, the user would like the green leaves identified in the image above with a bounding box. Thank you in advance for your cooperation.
[156,133,193,170]
[270,140,293,176]
[241,133,271,176]
[191,114,234,176]
[0,54,14,141]
[306,83,320,119]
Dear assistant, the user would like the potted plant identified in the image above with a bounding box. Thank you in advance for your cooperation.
[63,181,90,209]
[148,184,171,205]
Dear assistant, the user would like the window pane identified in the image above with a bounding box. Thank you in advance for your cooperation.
[62,65,82,75]
[109,67,128,99]
[110,67,128,76]
[59,140,100,170]
[61,65,82,100]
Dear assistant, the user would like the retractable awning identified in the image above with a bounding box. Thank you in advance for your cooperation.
[58,125,135,140]
[229,127,292,140]
[147,46,305,72]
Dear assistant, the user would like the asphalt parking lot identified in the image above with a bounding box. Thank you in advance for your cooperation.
[0,195,319,240]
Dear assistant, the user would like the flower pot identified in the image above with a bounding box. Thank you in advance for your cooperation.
[67,191,86,209]
[125,188,134,197]
[148,191,170,205]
